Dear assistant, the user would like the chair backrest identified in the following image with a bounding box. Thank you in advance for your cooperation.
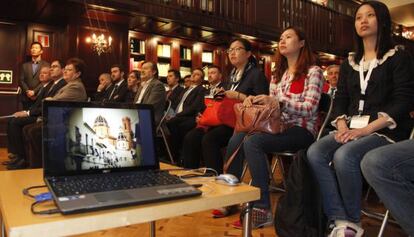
[156,99,172,133]
[316,93,334,141]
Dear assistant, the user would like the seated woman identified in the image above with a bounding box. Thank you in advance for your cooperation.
[306,2,414,237]
[224,26,323,229]
[126,70,140,103]
[182,38,269,174]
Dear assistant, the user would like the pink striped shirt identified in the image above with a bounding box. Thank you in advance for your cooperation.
[269,66,324,136]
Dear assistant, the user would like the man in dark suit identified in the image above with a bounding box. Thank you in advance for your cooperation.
[166,69,184,111]
[6,65,53,169]
[182,65,227,169]
[166,68,207,162]
[133,61,166,125]
[105,64,128,102]
[93,73,112,101]
[19,42,49,109]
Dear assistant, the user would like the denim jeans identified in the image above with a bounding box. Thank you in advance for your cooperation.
[306,133,390,223]
[224,126,314,209]
[361,140,414,236]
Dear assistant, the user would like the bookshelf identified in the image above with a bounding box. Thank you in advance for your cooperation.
[201,50,213,81]
[129,37,145,71]
[180,46,192,78]
[157,43,171,78]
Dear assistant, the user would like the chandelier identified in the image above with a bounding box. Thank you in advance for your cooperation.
[402,30,414,40]
[85,33,112,55]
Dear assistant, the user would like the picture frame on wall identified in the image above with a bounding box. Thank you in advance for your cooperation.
[33,31,50,48]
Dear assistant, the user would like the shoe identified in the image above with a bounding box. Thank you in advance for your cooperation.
[2,156,19,165]
[328,220,364,237]
[232,207,273,229]
[212,205,238,218]
[6,158,27,170]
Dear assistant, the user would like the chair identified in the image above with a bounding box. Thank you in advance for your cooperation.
[241,93,334,190]
[156,99,175,164]
[240,93,334,186]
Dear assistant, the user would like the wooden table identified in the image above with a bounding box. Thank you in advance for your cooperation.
[0,164,259,237]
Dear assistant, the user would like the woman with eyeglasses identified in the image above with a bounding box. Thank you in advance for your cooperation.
[224,26,324,229]
[307,2,414,236]
[182,38,268,218]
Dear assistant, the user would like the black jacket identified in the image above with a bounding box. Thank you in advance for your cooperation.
[168,85,184,111]
[333,47,414,141]
[29,78,67,117]
[175,84,207,118]
[228,63,269,96]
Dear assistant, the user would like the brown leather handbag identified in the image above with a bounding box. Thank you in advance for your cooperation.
[224,100,283,173]
[233,100,282,134]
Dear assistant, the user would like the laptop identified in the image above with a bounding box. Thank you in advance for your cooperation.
[42,100,201,215]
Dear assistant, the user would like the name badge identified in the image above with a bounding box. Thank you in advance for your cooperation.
[349,115,370,129]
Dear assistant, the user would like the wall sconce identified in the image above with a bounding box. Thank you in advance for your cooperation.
[402,30,413,40]
[85,33,112,55]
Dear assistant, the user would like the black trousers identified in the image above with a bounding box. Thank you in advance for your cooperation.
[7,116,36,158]
[182,125,233,174]
[23,122,42,168]
[166,116,196,162]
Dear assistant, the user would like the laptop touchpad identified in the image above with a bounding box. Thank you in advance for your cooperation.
[95,191,132,202]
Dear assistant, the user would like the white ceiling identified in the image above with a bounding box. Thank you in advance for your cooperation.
[378,0,414,27]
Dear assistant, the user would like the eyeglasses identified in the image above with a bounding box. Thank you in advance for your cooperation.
[226,47,245,54]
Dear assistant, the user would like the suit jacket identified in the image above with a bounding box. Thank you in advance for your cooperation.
[134,79,166,125]
[176,84,207,118]
[106,79,128,102]
[168,85,184,111]
[51,78,87,102]
[94,84,113,102]
[333,47,414,141]
[29,78,67,117]
[28,81,53,116]
[19,59,49,93]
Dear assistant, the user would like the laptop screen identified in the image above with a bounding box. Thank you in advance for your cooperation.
[43,101,159,177]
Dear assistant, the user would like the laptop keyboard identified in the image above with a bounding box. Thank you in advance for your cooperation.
[49,170,184,197]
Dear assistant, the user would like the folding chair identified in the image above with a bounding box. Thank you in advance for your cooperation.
[241,93,334,190]
[156,99,175,164]
[257,93,333,192]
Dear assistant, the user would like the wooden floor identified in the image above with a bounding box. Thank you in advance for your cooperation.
[0,148,408,237]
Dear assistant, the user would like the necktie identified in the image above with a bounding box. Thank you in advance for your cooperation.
[109,84,119,100]
[166,89,172,99]
[46,83,55,97]
[329,87,336,96]
[32,62,39,75]
[176,87,194,113]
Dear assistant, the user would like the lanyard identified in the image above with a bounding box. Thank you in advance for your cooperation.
[358,58,377,114]
[230,70,241,91]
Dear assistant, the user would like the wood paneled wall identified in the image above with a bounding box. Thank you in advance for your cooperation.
[0,21,67,147]
[66,19,129,95]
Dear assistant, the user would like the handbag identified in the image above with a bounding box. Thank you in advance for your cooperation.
[224,100,282,173]
[198,97,238,128]
[233,100,282,134]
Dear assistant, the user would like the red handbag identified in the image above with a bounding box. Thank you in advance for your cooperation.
[198,97,238,128]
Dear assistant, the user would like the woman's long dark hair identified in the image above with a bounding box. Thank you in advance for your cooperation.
[273,26,315,83]
[353,1,394,62]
